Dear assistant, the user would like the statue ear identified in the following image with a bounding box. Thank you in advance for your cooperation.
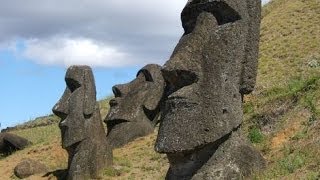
[83,68,96,116]
[239,0,261,95]
[142,64,165,111]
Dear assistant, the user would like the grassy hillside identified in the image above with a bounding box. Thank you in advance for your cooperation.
[1,0,320,179]
[244,0,320,178]
[258,0,320,89]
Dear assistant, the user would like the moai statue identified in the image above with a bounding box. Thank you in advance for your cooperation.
[155,0,265,179]
[0,133,31,155]
[53,66,112,180]
[105,64,165,148]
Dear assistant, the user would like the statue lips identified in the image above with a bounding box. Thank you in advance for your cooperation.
[105,97,130,136]
[106,119,129,136]
[58,117,86,149]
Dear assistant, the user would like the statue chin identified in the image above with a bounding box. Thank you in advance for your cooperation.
[106,117,154,149]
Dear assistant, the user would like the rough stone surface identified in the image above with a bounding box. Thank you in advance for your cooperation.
[14,158,48,179]
[0,133,31,155]
[52,65,112,180]
[105,64,165,148]
[154,0,264,179]
[155,0,256,153]
[191,130,265,179]
[165,129,265,179]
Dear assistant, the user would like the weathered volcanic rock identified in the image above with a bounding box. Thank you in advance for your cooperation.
[191,130,265,179]
[0,133,31,155]
[165,129,265,179]
[52,65,112,180]
[105,64,165,148]
[154,0,264,179]
[156,0,261,153]
[14,159,48,179]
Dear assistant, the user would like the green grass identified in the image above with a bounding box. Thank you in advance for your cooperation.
[248,127,265,144]
[99,96,113,119]
[104,167,123,177]
[279,152,306,174]
[244,76,320,131]
[114,156,133,168]
[258,0,320,89]
[306,172,320,180]
[258,154,306,178]
[254,142,320,179]
[244,0,320,178]
[260,76,320,105]
[11,124,60,145]
[290,128,308,141]
[247,75,320,178]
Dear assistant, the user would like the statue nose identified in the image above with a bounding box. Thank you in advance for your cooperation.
[52,103,68,120]
[52,88,71,119]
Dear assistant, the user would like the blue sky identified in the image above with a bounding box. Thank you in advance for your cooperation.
[0,0,271,130]
[0,46,143,129]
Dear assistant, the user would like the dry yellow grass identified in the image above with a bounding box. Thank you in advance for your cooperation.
[0,126,168,179]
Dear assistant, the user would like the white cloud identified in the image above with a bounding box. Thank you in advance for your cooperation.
[0,0,186,67]
[22,37,134,67]
[0,0,271,68]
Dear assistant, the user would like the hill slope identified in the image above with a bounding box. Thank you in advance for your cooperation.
[1,0,320,179]
[245,0,320,178]
[258,0,320,89]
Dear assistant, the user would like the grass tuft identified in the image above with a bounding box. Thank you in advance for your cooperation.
[248,127,264,144]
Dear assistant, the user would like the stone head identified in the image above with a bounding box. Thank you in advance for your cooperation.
[180,0,261,94]
[155,0,261,153]
[52,65,96,149]
[105,64,165,148]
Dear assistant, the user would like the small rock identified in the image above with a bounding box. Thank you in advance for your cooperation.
[14,159,48,179]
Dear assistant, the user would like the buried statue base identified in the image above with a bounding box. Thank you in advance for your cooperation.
[165,129,265,179]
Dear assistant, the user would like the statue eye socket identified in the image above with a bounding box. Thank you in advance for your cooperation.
[66,78,81,92]
[181,1,241,35]
[137,69,153,82]
[112,86,122,97]
[162,69,198,95]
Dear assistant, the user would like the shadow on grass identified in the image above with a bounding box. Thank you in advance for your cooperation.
[43,169,67,180]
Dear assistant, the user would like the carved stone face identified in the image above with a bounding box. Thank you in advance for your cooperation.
[105,64,165,148]
[155,0,261,153]
[52,66,96,149]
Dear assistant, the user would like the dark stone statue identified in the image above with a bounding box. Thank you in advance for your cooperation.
[0,133,31,155]
[154,0,265,179]
[52,65,112,180]
[105,64,165,148]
